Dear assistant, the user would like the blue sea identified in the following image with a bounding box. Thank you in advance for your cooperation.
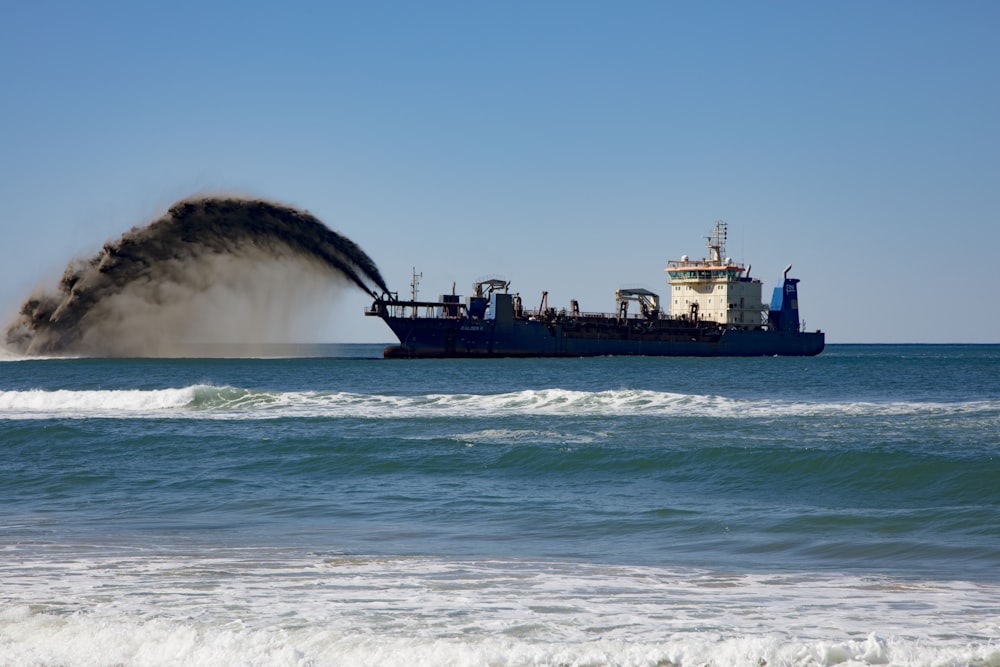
[1,344,998,666]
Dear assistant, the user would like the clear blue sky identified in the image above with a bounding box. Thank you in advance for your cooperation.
[2,1,998,344]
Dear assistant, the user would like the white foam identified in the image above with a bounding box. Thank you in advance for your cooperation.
[452,427,605,445]
[0,386,201,417]
[0,347,79,361]
[2,385,997,421]
[1,551,998,666]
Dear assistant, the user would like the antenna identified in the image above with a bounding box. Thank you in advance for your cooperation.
[410,267,423,301]
[706,220,728,262]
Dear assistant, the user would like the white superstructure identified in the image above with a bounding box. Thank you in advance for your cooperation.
[664,221,765,327]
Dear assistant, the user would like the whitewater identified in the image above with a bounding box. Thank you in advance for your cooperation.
[2,385,997,421]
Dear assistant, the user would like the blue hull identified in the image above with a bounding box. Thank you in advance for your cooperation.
[380,315,825,358]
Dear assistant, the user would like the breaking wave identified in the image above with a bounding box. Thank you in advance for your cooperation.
[1,385,997,421]
[2,552,998,667]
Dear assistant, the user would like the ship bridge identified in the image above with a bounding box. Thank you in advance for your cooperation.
[664,221,765,327]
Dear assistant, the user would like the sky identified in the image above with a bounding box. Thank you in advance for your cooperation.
[2,1,998,345]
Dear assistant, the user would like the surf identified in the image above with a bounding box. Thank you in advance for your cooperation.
[2,385,997,421]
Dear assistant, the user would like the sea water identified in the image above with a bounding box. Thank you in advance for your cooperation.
[1,344,998,666]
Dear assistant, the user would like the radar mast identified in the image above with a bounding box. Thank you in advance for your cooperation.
[706,220,728,263]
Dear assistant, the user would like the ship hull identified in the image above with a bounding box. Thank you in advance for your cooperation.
[379,315,824,358]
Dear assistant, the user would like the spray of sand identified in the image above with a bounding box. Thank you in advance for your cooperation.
[4,195,389,357]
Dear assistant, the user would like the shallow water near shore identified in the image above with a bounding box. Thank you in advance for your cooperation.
[2,344,998,665]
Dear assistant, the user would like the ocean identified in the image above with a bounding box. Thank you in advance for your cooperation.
[1,344,998,666]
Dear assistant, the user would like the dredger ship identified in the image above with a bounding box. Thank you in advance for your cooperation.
[366,222,825,358]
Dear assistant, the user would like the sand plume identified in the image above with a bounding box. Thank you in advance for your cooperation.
[5,196,389,356]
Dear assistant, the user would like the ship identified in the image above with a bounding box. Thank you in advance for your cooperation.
[365,221,825,358]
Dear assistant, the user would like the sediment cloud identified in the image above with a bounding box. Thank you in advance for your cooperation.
[4,195,389,356]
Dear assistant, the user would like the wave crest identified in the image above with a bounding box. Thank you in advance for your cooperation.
[2,385,997,421]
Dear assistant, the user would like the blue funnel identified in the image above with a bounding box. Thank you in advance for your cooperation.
[769,265,801,333]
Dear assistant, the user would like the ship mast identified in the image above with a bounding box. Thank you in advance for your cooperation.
[409,267,423,319]
[706,220,727,264]
[410,267,423,301]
